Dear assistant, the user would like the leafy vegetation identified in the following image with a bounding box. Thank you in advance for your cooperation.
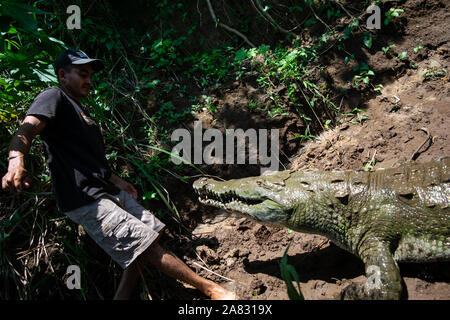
[279,241,304,300]
[384,8,404,26]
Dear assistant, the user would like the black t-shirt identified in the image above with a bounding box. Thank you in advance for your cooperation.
[26,87,120,212]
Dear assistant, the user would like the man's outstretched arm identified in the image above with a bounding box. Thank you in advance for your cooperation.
[2,115,47,193]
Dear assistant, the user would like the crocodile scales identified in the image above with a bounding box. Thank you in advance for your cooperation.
[193,157,450,299]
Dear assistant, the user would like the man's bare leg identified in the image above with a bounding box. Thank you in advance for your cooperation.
[114,231,164,300]
[113,231,237,300]
[142,242,237,300]
[113,259,142,300]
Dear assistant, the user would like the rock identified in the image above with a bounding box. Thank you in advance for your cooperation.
[429,59,441,68]
[196,245,220,264]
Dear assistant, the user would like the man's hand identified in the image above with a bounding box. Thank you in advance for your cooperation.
[109,173,138,200]
[2,115,46,194]
[2,157,32,193]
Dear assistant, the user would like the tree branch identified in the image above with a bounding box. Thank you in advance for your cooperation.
[205,0,256,48]
[251,0,293,35]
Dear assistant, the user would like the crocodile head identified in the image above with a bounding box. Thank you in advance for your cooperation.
[193,170,295,223]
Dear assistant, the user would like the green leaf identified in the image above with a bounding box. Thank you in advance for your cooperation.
[32,64,57,83]
[143,191,158,200]
[0,232,9,244]
[344,54,354,65]
[144,80,160,88]
[413,46,423,53]
[234,48,247,62]
[397,51,407,59]
[47,37,66,47]
[0,1,47,33]
[279,241,304,300]
[247,48,258,58]
[350,19,359,28]
[363,34,373,49]
[106,41,115,51]
[289,6,303,13]
[6,26,18,34]
[304,19,316,26]
[327,9,334,20]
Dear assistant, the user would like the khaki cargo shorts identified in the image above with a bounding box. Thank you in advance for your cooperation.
[64,190,165,269]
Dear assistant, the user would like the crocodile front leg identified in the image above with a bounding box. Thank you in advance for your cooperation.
[341,238,403,300]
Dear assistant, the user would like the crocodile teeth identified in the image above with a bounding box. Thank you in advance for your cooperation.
[196,187,262,207]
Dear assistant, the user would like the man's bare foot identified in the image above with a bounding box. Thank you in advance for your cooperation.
[208,283,239,300]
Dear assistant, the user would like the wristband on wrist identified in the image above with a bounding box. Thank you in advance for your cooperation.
[8,154,25,160]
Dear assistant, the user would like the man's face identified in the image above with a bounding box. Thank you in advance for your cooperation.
[58,64,94,101]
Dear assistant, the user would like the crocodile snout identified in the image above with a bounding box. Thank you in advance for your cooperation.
[193,177,210,190]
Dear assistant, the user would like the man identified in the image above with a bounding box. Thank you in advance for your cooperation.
[2,49,237,300]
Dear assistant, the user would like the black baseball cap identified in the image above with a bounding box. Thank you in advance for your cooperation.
[54,49,104,73]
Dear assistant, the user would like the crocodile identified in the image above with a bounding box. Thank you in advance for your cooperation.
[193,157,450,299]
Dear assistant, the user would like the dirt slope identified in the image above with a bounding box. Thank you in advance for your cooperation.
[181,59,450,300]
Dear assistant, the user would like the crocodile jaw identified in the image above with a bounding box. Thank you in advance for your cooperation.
[193,177,288,222]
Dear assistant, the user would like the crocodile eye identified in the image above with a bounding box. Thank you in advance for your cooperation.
[257,179,264,186]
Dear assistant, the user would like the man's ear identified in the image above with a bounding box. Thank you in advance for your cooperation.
[57,68,66,82]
